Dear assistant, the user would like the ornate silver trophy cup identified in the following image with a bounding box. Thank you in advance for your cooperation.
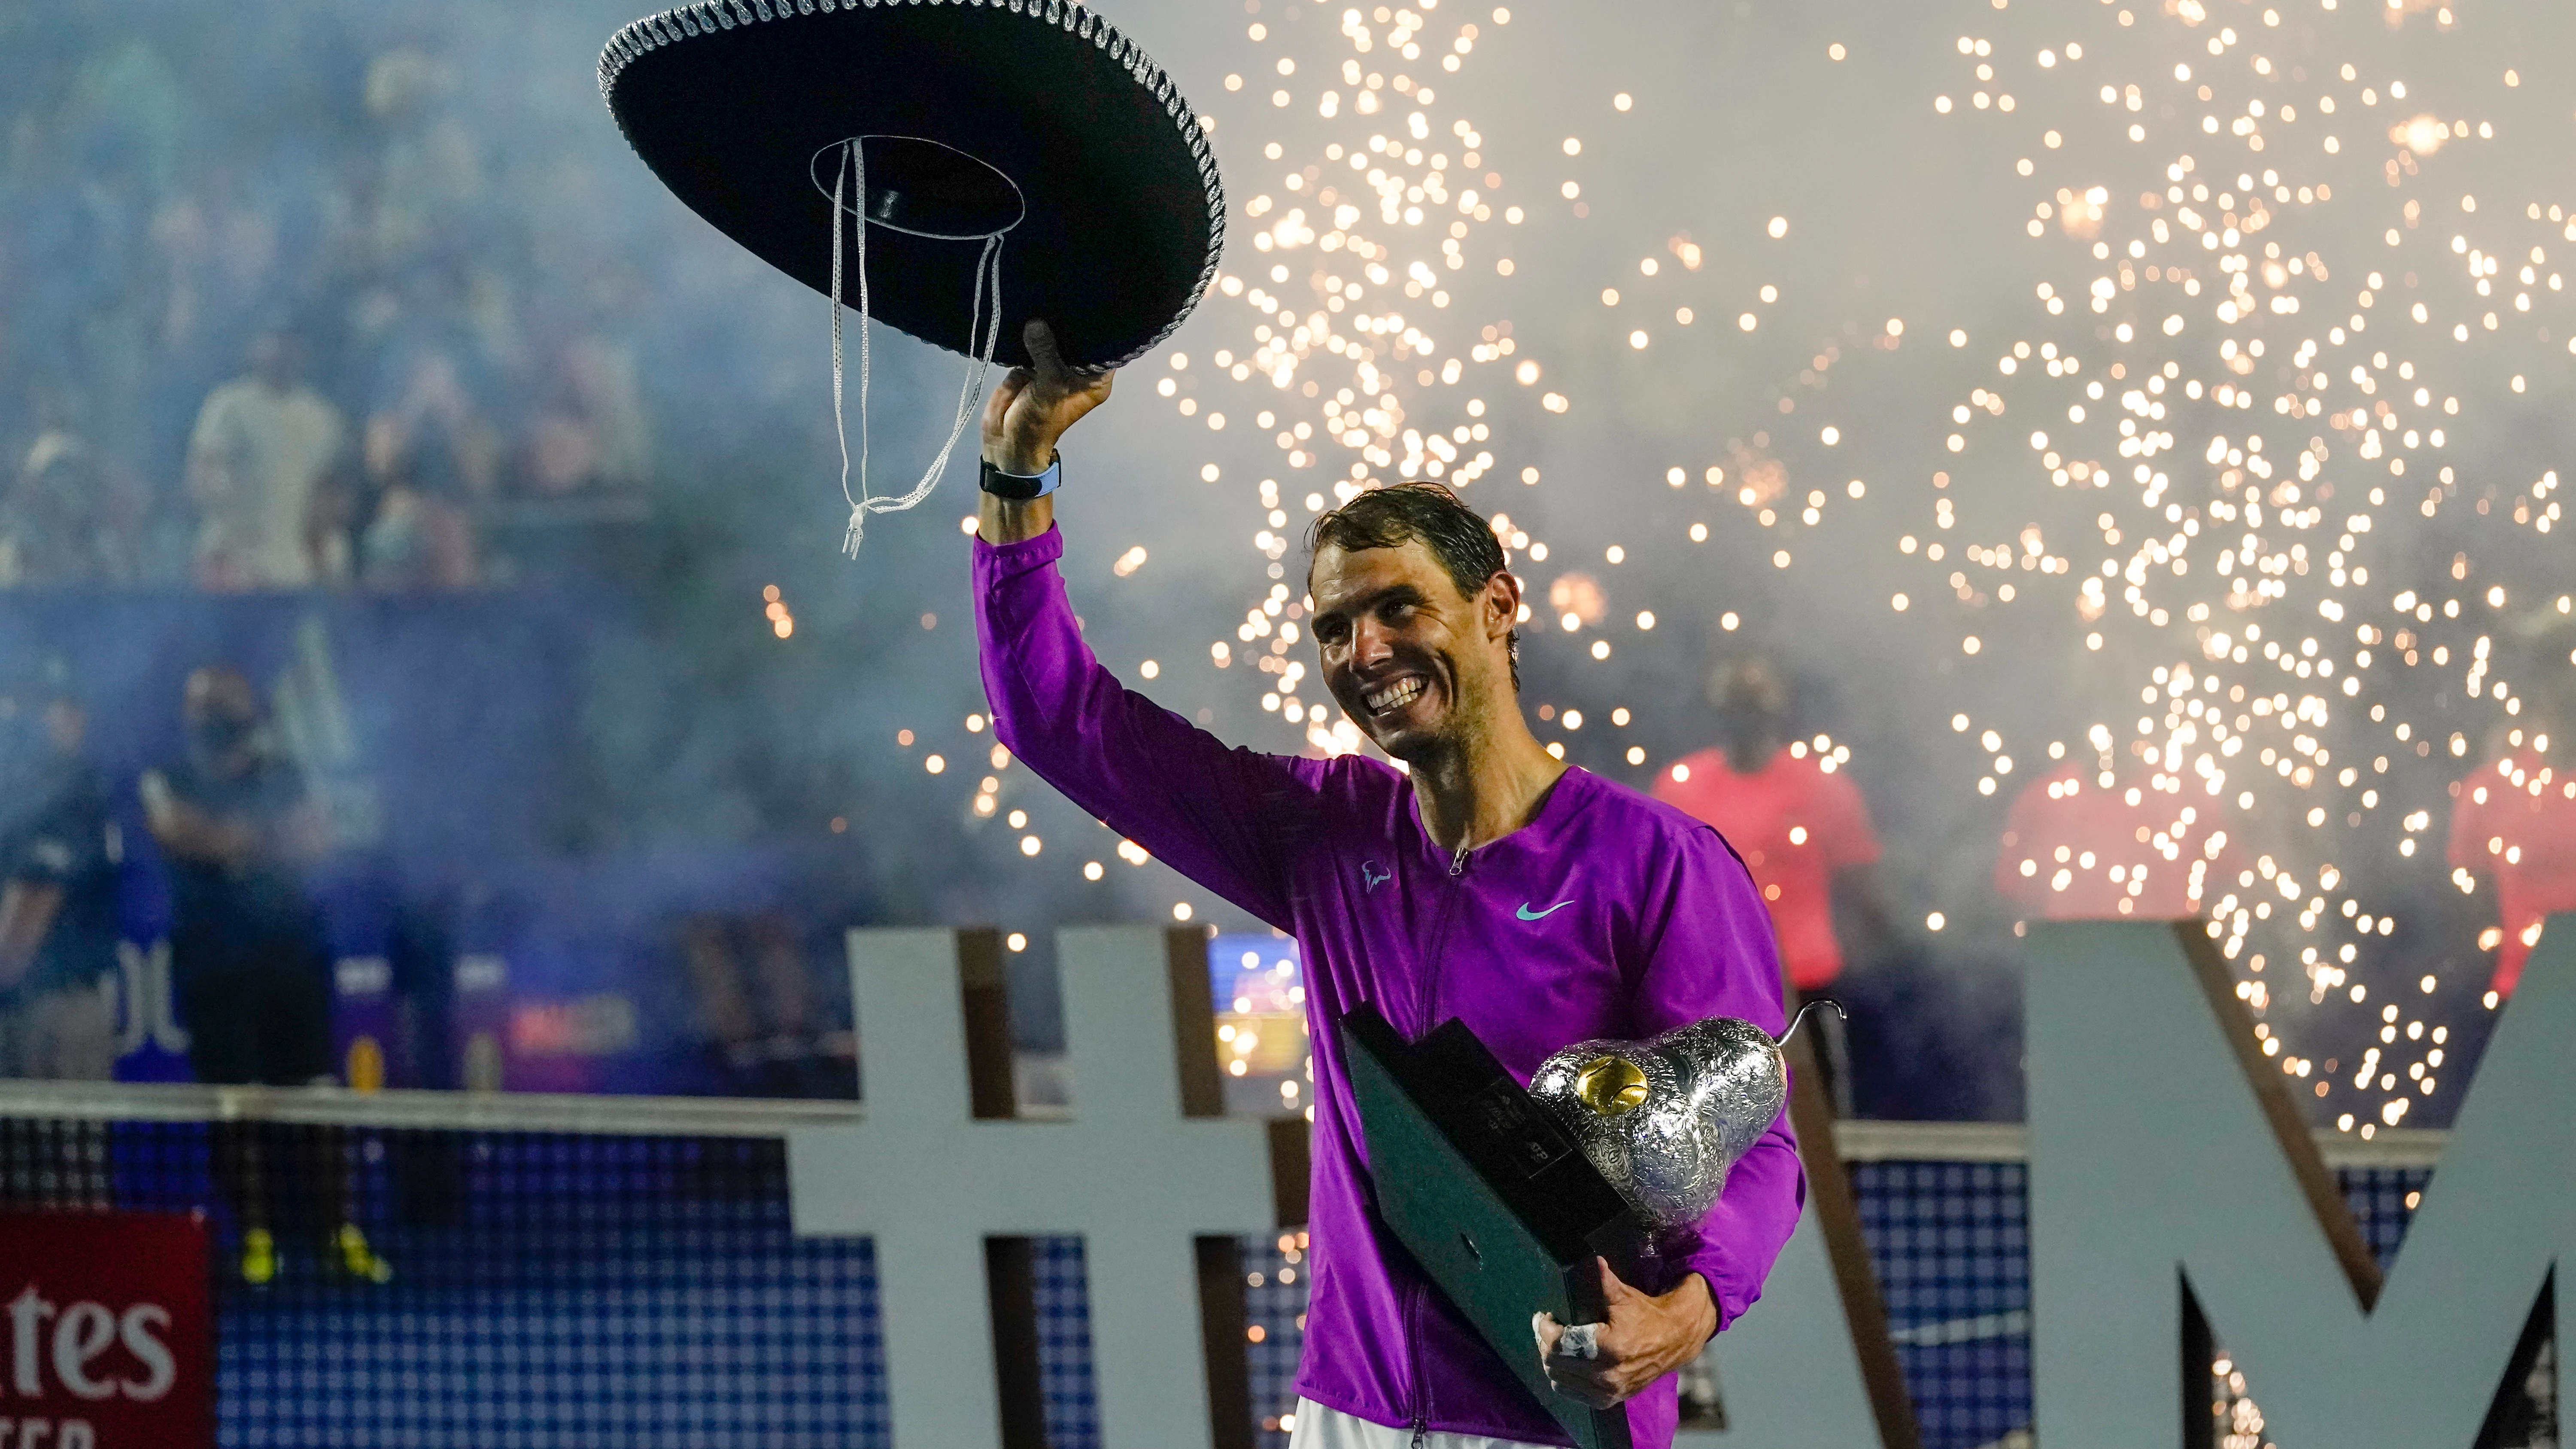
[1526,999,1841,1239]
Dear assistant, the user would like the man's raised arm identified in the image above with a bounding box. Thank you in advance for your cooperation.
[971,320,1322,927]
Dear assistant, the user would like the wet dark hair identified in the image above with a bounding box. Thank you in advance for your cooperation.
[1306,480,1519,687]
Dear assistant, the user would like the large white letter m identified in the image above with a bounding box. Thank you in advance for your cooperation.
[2026,914,2570,1446]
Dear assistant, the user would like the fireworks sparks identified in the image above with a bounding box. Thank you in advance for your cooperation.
[872,0,2570,1151]
[1886,0,2575,1135]
[1176,1,1547,756]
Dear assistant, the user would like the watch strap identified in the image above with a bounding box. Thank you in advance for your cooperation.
[979,453,1062,500]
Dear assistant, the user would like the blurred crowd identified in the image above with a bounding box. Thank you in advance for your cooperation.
[0,15,653,593]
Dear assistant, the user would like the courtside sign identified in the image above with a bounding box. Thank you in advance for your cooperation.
[0,1213,212,1449]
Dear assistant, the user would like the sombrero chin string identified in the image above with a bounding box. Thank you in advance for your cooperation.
[828,137,1007,557]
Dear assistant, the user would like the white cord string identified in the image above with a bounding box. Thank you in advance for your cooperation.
[830,143,866,547]
[829,139,1009,558]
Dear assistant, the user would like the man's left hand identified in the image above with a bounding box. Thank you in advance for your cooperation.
[1531,1258,1717,1409]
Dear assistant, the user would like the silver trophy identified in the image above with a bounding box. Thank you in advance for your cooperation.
[1527,1000,1841,1236]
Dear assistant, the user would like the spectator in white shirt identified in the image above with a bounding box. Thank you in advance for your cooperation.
[185,327,350,589]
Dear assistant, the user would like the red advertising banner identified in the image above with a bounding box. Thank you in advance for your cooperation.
[0,1213,213,1449]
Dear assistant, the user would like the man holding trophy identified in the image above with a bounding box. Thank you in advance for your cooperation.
[974,322,1804,1449]
[594,5,1802,1441]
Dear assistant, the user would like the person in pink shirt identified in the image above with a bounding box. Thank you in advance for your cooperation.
[1654,653,1891,1114]
[1992,636,2249,925]
[2447,617,2576,998]
[1994,757,2249,923]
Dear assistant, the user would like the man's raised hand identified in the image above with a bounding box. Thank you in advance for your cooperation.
[982,319,1113,475]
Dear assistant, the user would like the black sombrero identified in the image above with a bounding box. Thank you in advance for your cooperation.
[599,0,1225,374]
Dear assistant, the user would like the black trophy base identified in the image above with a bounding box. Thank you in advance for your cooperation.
[1340,1005,1643,1449]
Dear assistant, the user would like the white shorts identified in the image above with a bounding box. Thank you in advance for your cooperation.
[1286,1399,1556,1449]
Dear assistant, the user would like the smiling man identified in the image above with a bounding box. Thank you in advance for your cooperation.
[972,322,1801,1449]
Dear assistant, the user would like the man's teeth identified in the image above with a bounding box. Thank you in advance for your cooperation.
[1366,679,1425,712]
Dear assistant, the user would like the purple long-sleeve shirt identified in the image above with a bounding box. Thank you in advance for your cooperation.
[976,527,1804,1446]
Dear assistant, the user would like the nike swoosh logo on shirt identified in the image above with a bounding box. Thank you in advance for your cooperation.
[1516,901,1574,920]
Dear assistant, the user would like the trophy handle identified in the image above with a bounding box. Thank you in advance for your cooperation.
[1775,996,1847,1047]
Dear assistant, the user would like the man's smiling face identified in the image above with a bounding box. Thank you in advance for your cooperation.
[1309,537,1515,762]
